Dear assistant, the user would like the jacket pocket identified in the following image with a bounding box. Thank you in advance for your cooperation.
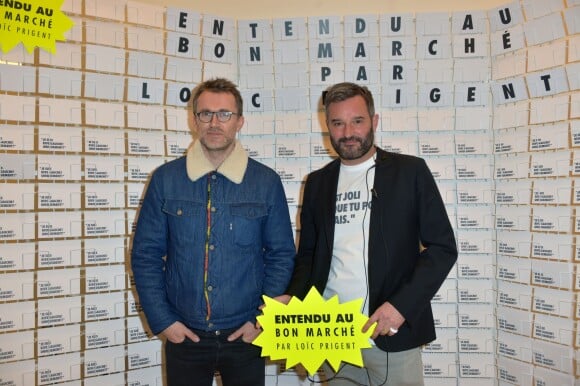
[230,203,267,247]
[162,199,203,245]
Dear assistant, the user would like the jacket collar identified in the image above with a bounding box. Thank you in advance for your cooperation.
[374,146,389,165]
[186,139,248,184]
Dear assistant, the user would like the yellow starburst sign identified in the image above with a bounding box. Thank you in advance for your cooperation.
[254,287,375,375]
[0,0,74,54]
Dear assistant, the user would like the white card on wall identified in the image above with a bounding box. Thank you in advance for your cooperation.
[85,265,126,293]
[85,292,126,321]
[241,136,275,159]
[457,278,494,303]
[379,13,415,36]
[564,6,580,35]
[85,183,125,208]
[84,128,126,154]
[495,205,530,231]
[497,254,531,284]
[127,157,164,181]
[37,155,81,181]
[127,131,165,156]
[38,183,81,209]
[39,42,83,68]
[0,182,34,210]
[127,25,165,53]
[36,268,81,298]
[531,206,572,233]
[0,242,35,271]
[165,132,192,157]
[531,260,574,289]
[84,210,127,237]
[37,352,81,385]
[497,330,532,361]
[527,41,567,72]
[85,20,125,47]
[127,104,166,130]
[0,95,36,122]
[0,272,34,301]
[497,280,532,310]
[127,340,163,369]
[1,213,35,241]
[37,211,82,239]
[495,154,530,179]
[85,45,126,74]
[126,366,163,386]
[38,296,82,327]
[38,239,82,268]
[84,73,125,101]
[85,101,125,128]
[84,345,126,377]
[0,64,35,93]
[524,12,566,46]
[0,331,35,362]
[0,301,35,333]
[533,287,575,318]
[497,356,533,385]
[84,155,126,181]
[166,56,203,82]
[496,230,532,257]
[239,19,274,42]
[37,325,81,357]
[242,88,275,112]
[496,305,533,336]
[531,339,574,373]
[531,178,571,205]
[495,180,532,204]
[456,206,494,229]
[532,233,574,261]
[38,126,82,152]
[417,108,454,131]
[85,318,127,349]
[0,124,34,151]
[457,230,494,254]
[457,329,495,353]
[84,237,126,265]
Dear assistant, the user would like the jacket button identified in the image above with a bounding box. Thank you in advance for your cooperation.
[176,209,183,216]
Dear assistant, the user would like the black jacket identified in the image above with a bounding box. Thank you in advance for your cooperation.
[286,147,458,352]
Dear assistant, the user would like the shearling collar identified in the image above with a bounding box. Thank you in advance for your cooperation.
[186,139,248,184]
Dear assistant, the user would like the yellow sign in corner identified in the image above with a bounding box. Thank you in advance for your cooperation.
[253,287,375,375]
[0,0,74,54]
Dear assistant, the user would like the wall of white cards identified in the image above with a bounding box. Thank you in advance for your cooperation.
[0,0,579,385]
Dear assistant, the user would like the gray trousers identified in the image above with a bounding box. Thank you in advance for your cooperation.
[322,346,425,386]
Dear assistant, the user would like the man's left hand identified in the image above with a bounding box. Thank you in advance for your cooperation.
[227,321,262,343]
[363,301,405,340]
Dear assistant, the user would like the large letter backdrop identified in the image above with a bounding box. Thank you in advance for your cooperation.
[0,0,579,385]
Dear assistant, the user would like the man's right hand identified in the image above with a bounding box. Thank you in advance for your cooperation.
[161,321,200,343]
[272,294,292,305]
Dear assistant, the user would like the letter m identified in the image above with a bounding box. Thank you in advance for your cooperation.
[318,42,333,59]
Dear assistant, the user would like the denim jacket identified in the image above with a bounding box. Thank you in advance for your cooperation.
[131,140,295,334]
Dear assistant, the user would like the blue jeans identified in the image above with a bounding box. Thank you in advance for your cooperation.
[165,327,265,386]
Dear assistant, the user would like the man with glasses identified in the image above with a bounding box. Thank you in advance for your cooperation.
[131,78,295,386]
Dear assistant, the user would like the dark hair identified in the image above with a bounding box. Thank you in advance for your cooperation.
[191,78,243,116]
[323,82,375,117]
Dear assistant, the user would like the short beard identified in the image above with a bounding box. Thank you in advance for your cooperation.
[330,129,374,161]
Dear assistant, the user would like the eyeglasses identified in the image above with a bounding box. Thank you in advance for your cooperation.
[195,111,239,123]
